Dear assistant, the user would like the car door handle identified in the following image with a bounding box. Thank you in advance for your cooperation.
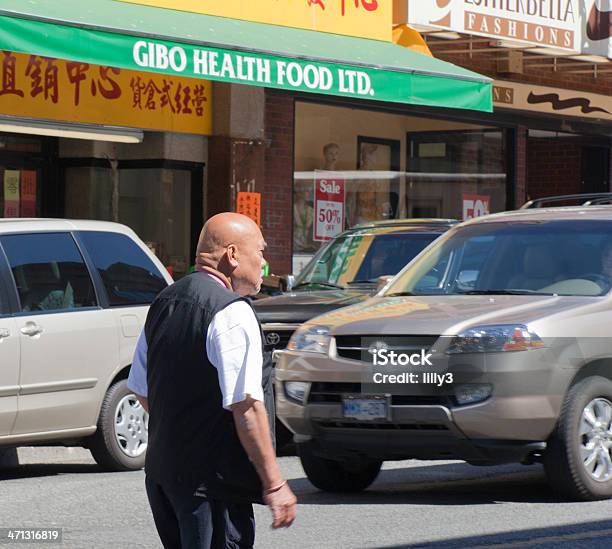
[20,323,43,337]
[0,328,10,339]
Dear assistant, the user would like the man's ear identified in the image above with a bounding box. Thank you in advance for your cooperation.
[226,244,239,267]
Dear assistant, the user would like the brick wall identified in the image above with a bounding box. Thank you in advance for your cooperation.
[262,90,294,274]
[206,136,232,217]
[434,51,612,97]
[527,138,582,200]
[433,50,611,205]
[514,126,528,208]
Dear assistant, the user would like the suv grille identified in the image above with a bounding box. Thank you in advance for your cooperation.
[307,382,450,406]
[334,335,439,362]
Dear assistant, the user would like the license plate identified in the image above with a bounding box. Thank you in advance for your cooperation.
[342,395,388,421]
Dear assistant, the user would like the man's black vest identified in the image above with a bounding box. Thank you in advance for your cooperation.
[144,272,275,503]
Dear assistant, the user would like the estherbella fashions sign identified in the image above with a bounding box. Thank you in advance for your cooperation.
[408,0,581,52]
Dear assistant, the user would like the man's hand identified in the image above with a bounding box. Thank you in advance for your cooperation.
[263,482,297,529]
[231,397,297,529]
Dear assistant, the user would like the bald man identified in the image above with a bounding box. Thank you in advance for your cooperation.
[128,213,296,549]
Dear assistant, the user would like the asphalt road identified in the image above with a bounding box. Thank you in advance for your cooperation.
[1,448,612,548]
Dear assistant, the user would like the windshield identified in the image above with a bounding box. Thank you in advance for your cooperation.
[384,220,612,297]
[294,231,440,289]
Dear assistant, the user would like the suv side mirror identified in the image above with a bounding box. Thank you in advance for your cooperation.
[280,274,295,292]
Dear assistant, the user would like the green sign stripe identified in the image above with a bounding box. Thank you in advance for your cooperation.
[0,15,492,112]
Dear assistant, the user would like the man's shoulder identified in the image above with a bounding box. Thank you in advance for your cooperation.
[157,273,242,310]
[211,299,260,334]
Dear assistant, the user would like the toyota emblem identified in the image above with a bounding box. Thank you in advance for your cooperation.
[266,332,281,346]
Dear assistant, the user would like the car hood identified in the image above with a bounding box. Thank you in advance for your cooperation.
[253,288,372,324]
[307,294,596,336]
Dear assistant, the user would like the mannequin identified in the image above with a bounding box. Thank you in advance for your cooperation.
[323,142,340,171]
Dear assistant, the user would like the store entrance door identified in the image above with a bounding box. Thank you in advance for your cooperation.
[581,146,610,194]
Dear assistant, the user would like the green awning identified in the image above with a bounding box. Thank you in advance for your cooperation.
[0,0,492,112]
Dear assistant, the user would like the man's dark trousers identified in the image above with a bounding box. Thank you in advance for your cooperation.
[145,476,255,549]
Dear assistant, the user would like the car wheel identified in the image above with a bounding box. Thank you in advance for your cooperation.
[89,379,148,471]
[298,443,381,492]
[0,448,18,469]
[544,376,612,501]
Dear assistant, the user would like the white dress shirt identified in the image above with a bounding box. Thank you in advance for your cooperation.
[127,275,264,410]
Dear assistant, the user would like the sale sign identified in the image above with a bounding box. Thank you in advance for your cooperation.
[462,194,491,220]
[314,177,345,242]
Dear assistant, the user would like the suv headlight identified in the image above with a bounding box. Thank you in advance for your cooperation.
[446,324,545,354]
[286,325,331,354]
[284,381,311,404]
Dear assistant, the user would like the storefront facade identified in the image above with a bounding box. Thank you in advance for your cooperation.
[287,0,612,272]
[1,1,610,276]
[291,100,508,272]
[0,45,211,277]
[404,0,612,209]
[0,0,497,276]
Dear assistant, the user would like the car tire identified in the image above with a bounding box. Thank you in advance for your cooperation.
[298,443,381,492]
[544,376,612,501]
[88,379,148,472]
[0,448,18,469]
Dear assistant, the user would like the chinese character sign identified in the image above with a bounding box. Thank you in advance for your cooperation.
[20,170,37,217]
[0,51,212,135]
[462,194,491,221]
[314,177,345,242]
[118,0,391,41]
[3,170,20,218]
[236,192,261,226]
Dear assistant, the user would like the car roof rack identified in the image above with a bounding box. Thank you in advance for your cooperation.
[520,193,612,209]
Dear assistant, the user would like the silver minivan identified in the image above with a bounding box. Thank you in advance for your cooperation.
[0,219,172,470]
[276,206,612,500]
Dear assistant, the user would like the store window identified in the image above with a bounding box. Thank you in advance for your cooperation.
[0,134,45,219]
[293,102,507,272]
[64,164,196,278]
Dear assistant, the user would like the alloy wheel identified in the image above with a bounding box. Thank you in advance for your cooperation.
[579,397,612,482]
[114,395,148,458]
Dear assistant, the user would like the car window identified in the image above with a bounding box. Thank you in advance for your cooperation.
[0,233,97,312]
[0,253,8,316]
[295,231,441,288]
[386,220,612,297]
[295,235,354,286]
[353,233,438,282]
[78,231,167,306]
[0,277,7,316]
